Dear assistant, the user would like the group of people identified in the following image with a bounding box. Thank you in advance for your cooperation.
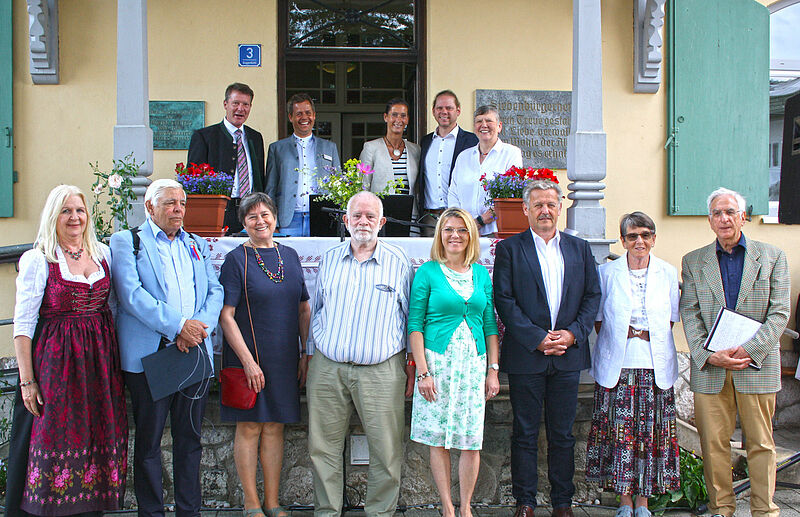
[6,83,790,517]
[186,83,521,237]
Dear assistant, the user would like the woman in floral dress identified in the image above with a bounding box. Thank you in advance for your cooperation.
[409,207,499,517]
[6,185,127,516]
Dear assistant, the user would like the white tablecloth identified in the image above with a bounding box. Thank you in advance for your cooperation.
[204,236,500,352]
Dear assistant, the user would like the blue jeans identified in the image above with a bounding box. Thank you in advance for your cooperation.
[508,364,581,509]
[279,210,310,237]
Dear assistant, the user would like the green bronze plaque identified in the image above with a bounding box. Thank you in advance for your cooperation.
[149,101,205,150]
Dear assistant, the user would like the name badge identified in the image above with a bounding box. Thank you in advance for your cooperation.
[323,153,332,161]
[375,284,395,293]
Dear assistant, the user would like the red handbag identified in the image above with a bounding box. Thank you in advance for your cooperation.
[220,246,260,410]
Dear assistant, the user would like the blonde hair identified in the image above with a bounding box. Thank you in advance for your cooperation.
[430,207,481,267]
[35,185,102,263]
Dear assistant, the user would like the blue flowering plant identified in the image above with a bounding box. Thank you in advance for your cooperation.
[175,162,234,196]
[480,166,559,202]
[315,158,402,210]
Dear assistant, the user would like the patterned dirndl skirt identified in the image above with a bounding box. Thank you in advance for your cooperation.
[585,368,680,496]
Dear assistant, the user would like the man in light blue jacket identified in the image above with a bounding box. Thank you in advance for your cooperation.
[110,178,223,517]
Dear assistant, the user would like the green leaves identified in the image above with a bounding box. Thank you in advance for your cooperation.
[90,152,142,240]
[648,448,708,514]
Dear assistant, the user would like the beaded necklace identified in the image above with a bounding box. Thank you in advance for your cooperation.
[249,241,284,283]
[63,247,84,260]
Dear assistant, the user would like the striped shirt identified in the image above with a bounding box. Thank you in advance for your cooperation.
[393,148,409,194]
[309,240,414,364]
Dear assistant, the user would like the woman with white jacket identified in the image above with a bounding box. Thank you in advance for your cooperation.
[586,212,681,517]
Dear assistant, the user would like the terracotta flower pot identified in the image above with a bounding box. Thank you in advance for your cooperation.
[183,194,230,236]
[493,198,528,239]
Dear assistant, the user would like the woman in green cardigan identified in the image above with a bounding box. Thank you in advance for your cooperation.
[409,207,500,517]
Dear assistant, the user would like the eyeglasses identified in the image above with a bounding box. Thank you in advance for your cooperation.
[623,231,654,242]
[710,208,741,219]
[442,227,469,236]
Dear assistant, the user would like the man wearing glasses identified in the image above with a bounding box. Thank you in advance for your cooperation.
[680,187,790,517]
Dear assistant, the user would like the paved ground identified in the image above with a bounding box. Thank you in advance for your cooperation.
[145,486,800,517]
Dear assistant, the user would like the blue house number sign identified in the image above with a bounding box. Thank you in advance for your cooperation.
[238,44,261,67]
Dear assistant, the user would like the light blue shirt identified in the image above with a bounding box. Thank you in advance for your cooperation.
[147,218,196,335]
[295,134,317,211]
[309,240,413,364]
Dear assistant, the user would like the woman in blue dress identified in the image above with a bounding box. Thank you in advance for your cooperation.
[218,192,310,517]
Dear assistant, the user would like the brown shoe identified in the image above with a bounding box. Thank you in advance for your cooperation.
[513,504,536,517]
[551,507,574,517]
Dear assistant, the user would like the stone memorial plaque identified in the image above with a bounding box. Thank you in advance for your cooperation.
[149,101,205,150]
[475,89,571,168]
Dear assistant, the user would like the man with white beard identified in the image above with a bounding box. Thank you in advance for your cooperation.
[306,191,415,517]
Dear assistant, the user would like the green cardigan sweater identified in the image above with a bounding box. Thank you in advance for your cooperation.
[407,260,499,354]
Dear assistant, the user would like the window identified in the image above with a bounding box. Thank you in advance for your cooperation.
[288,0,415,49]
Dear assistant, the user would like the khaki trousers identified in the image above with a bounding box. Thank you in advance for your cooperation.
[307,352,406,517]
[694,371,778,517]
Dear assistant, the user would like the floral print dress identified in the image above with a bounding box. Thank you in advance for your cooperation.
[410,264,487,450]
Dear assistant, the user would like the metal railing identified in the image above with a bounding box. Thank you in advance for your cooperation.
[0,243,32,266]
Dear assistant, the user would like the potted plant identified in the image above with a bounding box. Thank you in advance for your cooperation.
[315,158,402,210]
[90,152,141,240]
[175,162,234,236]
[313,158,403,236]
[481,166,559,237]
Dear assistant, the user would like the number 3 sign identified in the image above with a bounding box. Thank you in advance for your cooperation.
[238,45,261,67]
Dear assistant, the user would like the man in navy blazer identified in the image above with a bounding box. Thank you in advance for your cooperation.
[493,180,601,517]
[266,93,341,236]
[416,90,478,235]
[110,179,223,517]
[188,82,266,234]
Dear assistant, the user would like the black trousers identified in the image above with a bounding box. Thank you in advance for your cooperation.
[5,378,34,517]
[124,372,209,517]
[508,364,581,510]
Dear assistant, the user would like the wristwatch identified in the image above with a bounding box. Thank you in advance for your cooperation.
[475,216,485,228]
[488,363,500,371]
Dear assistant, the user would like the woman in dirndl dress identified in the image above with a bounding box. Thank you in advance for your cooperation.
[408,207,500,517]
[586,211,681,517]
[6,185,127,517]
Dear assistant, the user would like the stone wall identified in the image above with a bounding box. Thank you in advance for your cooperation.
[122,387,603,509]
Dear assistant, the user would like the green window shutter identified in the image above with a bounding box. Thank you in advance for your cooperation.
[667,0,769,215]
[0,0,12,217]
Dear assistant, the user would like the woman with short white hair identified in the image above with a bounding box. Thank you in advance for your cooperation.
[586,211,681,517]
[447,105,523,236]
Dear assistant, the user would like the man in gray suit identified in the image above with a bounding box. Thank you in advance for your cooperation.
[266,93,342,236]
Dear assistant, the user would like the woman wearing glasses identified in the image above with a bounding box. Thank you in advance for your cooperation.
[408,207,499,517]
[586,212,681,517]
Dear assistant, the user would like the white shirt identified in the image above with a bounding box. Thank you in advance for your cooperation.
[448,139,523,235]
[531,229,564,330]
[294,134,316,212]
[222,118,253,198]
[621,267,655,369]
[14,244,115,339]
[423,125,459,210]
